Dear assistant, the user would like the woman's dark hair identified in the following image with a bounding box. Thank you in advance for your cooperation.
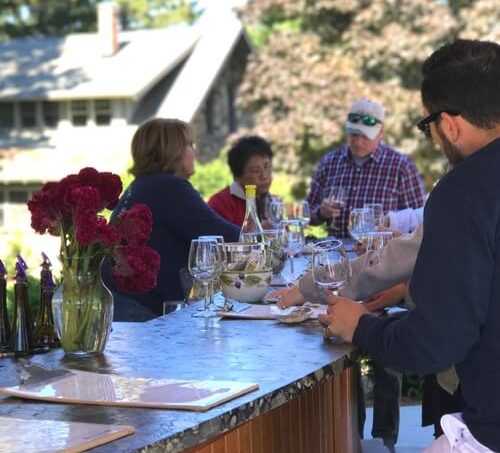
[227,135,273,178]
[421,39,500,129]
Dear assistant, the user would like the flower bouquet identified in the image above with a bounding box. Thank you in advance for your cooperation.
[28,167,160,355]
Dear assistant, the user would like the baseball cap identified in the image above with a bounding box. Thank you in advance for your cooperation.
[345,98,385,140]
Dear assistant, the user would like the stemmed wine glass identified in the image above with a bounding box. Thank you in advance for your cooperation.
[265,198,284,228]
[364,203,384,227]
[279,219,305,282]
[348,207,375,243]
[365,231,393,265]
[291,200,311,227]
[311,239,351,296]
[188,239,218,318]
[198,235,227,310]
[325,186,346,233]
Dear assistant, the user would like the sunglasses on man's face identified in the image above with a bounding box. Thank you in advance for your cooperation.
[347,113,381,127]
[416,110,460,139]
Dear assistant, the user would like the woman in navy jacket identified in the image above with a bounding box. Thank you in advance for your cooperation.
[105,118,239,321]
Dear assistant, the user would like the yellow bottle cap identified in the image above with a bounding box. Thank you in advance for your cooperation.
[244,184,256,198]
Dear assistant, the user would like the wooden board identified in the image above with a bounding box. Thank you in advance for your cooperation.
[0,365,258,412]
[0,416,134,453]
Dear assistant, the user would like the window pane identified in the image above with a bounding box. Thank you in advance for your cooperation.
[20,102,37,128]
[0,103,14,128]
[0,192,4,202]
[9,191,29,203]
[95,99,111,125]
[42,101,59,128]
[71,100,87,126]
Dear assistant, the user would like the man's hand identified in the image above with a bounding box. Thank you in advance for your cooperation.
[362,283,408,312]
[318,295,369,343]
[319,199,343,220]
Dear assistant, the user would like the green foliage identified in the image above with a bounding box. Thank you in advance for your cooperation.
[6,275,41,322]
[362,356,424,401]
[402,373,425,399]
[246,23,272,48]
[2,241,42,318]
[0,0,98,39]
[190,155,233,199]
[116,0,199,30]
[238,0,500,193]
[0,0,199,39]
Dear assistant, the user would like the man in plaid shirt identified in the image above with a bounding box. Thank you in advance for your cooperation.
[307,98,425,238]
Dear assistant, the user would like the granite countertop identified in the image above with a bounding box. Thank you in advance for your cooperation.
[0,303,359,452]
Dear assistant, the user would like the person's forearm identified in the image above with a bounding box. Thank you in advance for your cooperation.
[340,226,422,300]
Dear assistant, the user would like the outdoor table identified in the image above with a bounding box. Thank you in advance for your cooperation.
[0,249,361,453]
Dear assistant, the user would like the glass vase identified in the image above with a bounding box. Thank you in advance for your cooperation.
[52,261,113,356]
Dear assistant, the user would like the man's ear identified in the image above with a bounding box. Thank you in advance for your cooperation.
[440,112,461,142]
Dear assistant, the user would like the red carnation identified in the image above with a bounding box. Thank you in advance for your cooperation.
[116,203,152,246]
[111,244,160,293]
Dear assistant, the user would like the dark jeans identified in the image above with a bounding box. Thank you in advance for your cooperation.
[357,359,401,446]
[372,360,401,445]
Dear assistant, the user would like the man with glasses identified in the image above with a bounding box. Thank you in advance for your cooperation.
[307,98,425,238]
[208,135,277,226]
[321,39,500,452]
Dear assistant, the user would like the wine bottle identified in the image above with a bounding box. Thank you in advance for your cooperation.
[0,259,10,349]
[33,253,60,349]
[9,257,35,355]
[239,184,265,244]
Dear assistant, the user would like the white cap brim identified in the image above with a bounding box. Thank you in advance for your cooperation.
[345,121,382,140]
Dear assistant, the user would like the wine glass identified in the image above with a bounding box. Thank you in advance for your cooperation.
[365,231,393,265]
[262,229,286,275]
[198,236,227,310]
[265,198,284,228]
[364,203,384,227]
[293,200,311,227]
[188,239,218,318]
[348,208,375,243]
[279,219,305,282]
[311,239,350,295]
[325,186,346,232]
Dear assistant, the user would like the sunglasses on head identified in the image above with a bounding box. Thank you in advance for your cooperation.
[347,113,381,127]
[416,110,460,138]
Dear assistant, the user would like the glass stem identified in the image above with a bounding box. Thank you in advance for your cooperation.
[289,253,295,281]
[203,281,210,311]
[208,280,214,309]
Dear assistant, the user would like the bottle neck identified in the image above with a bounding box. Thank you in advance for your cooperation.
[240,193,264,243]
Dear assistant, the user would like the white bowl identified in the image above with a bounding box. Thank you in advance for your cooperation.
[219,269,272,303]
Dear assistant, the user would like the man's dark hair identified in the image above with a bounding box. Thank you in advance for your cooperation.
[422,39,500,129]
[227,135,273,178]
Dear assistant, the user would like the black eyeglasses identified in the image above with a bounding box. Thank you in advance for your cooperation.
[417,111,460,138]
[347,113,381,127]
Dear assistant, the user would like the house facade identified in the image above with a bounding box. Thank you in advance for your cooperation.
[0,2,252,261]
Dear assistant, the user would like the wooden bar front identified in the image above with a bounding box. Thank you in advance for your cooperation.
[186,366,360,453]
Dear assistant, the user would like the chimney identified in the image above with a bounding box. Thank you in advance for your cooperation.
[98,1,119,57]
